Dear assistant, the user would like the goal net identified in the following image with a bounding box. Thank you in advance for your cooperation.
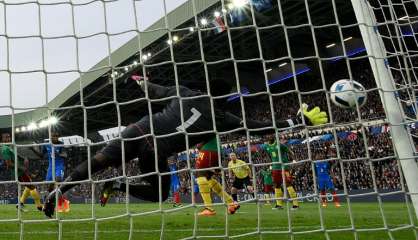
[0,0,417,239]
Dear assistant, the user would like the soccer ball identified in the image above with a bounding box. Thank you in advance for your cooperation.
[330,79,367,109]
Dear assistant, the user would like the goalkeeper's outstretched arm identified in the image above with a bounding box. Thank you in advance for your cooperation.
[136,79,328,129]
[222,104,328,133]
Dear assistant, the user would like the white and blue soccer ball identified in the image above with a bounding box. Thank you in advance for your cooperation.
[330,79,367,109]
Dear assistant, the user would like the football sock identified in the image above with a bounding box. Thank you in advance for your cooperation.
[274,187,283,206]
[332,191,340,203]
[287,186,298,207]
[209,178,233,204]
[173,192,181,204]
[196,177,214,210]
[20,187,31,204]
[30,189,42,208]
[321,190,327,203]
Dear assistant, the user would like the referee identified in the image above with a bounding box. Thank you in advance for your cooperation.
[228,152,254,202]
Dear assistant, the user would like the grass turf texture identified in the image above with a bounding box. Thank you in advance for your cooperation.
[0,202,416,240]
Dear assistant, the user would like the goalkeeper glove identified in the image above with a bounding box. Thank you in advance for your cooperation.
[299,103,328,126]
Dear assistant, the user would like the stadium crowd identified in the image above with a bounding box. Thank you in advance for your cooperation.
[0,126,402,201]
[159,129,401,199]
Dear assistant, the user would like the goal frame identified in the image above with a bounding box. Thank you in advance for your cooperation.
[350,0,418,220]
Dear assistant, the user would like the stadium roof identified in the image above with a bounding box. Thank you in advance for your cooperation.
[0,0,363,135]
[0,0,221,129]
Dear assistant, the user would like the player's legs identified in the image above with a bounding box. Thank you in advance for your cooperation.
[286,185,298,208]
[100,180,116,206]
[46,167,63,211]
[17,187,31,211]
[272,170,298,209]
[171,190,182,207]
[273,187,284,209]
[58,151,113,197]
[29,188,43,211]
[209,177,239,214]
[231,178,244,202]
[231,188,238,202]
[46,166,69,213]
[56,168,71,213]
[44,121,156,217]
[171,178,182,207]
[243,177,255,198]
[287,185,299,208]
[326,178,340,207]
[318,177,327,207]
[62,122,151,193]
[172,191,181,207]
[100,149,171,206]
[195,149,237,215]
[272,170,284,209]
[283,171,298,209]
[318,178,327,207]
[196,176,216,215]
[263,185,273,204]
[208,178,233,204]
[196,174,238,216]
[17,174,36,212]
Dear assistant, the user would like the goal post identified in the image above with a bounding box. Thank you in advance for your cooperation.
[350,0,418,220]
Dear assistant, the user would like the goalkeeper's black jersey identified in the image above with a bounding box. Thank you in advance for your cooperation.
[138,82,297,156]
[69,82,301,204]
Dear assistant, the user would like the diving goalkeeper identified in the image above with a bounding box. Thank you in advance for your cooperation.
[43,77,327,217]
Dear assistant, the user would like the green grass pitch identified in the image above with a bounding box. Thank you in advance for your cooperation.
[0,202,416,240]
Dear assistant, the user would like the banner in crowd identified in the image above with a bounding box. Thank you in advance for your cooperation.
[201,190,404,203]
[369,125,390,135]
[0,189,405,205]
[285,127,391,145]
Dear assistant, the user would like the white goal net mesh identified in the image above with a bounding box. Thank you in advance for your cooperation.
[0,0,417,239]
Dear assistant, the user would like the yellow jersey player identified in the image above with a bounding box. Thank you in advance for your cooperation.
[195,138,239,216]
[228,153,254,203]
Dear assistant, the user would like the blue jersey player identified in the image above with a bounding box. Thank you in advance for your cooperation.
[315,154,340,208]
[168,155,182,207]
[43,133,70,212]
[44,142,65,182]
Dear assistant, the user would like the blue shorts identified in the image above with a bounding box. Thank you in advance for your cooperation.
[46,165,65,181]
[318,177,334,190]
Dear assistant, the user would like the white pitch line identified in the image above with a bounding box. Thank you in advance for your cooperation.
[0,224,410,235]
